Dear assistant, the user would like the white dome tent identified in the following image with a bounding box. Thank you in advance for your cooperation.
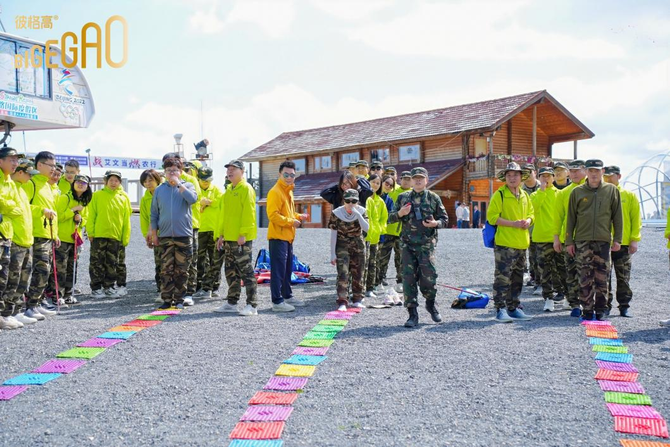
[621,152,670,223]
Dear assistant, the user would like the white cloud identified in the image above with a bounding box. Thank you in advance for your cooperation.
[188,4,225,34]
[310,0,394,21]
[344,1,626,60]
[224,0,295,38]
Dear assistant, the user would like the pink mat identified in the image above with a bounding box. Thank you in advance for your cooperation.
[32,359,87,374]
[595,360,638,373]
[240,405,294,422]
[292,346,329,356]
[599,380,645,394]
[607,404,664,420]
[0,385,28,400]
[263,376,308,391]
[77,338,124,348]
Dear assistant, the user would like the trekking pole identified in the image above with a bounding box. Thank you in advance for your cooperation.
[72,223,79,302]
[48,218,61,314]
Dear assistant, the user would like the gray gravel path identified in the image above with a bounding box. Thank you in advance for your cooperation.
[0,217,668,446]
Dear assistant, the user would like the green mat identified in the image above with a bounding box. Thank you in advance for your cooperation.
[318,319,348,326]
[298,339,334,347]
[304,331,337,340]
[311,325,344,332]
[136,314,170,321]
[604,391,652,406]
[592,345,628,354]
[57,347,106,359]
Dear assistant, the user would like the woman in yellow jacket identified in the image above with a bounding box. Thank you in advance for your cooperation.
[88,170,132,298]
[56,174,92,305]
[140,169,163,297]
[364,174,388,298]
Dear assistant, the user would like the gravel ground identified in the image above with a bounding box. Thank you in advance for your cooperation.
[0,217,669,446]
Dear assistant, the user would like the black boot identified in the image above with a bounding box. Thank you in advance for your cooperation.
[404,307,419,328]
[426,300,442,323]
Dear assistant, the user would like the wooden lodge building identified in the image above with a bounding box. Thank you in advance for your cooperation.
[240,90,594,228]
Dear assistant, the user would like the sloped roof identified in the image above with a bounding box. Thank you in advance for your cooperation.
[241,90,593,162]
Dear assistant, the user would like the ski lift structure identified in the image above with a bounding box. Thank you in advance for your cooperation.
[621,151,670,225]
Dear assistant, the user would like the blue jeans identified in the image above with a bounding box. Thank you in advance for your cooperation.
[269,239,293,304]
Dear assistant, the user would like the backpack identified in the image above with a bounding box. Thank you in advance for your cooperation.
[482,190,504,248]
[254,248,271,270]
[292,255,310,273]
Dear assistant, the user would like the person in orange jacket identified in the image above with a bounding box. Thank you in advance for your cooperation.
[266,161,308,312]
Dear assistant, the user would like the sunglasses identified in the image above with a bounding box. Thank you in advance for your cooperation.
[371,167,382,170]
[282,172,296,178]
[344,199,358,204]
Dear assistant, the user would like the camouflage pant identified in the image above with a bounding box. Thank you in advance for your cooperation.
[202,244,224,292]
[365,243,379,292]
[1,243,31,316]
[223,240,257,306]
[401,241,437,307]
[576,241,611,313]
[535,242,559,300]
[186,229,199,295]
[153,245,162,292]
[335,238,365,305]
[197,231,214,291]
[26,238,53,307]
[0,240,12,314]
[493,246,525,311]
[377,235,402,285]
[116,245,127,287]
[527,242,538,281]
[159,236,193,303]
[607,245,632,310]
[564,248,581,308]
[89,238,120,291]
[55,241,76,298]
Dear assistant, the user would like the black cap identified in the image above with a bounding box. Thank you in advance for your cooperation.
[401,171,412,179]
[584,159,604,169]
[0,147,24,159]
[538,167,555,176]
[568,160,586,169]
[162,152,180,162]
[225,160,245,170]
[604,166,621,176]
[553,161,569,170]
[198,167,213,180]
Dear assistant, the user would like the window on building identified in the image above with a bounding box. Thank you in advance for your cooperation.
[474,137,488,156]
[14,44,51,98]
[311,204,322,224]
[398,144,421,162]
[370,148,390,164]
[341,152,360,168]
[0,39,18,93]
[292,158,306,173]
[314,155,332,171]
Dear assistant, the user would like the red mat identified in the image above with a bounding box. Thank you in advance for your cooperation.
[594,369,639,382]
[248,391,298,406]
[614,416,669,438]
[229,421,285,440]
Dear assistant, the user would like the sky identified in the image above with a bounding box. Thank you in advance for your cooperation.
[3,0,670,186]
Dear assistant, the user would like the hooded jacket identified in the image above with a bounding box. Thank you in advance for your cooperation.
[487,184,534,250]
[199,184,223,234]
[22,173,59,240]
[88,186,132,245]
[57,190,88,244]
[215,179,257,242]
[530,185,558,243]
[266,179,300,243]
[365,193,388,245]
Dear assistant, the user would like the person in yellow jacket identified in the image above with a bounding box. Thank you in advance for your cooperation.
[2,158,38,326]
[364,174,388,298]
[487,162,534,323]
[661,207,670,327]
[194,166,225,299]
[377,171,411,292]
[603,165,641,317]
[265,161,308,313]
[87,170,132,298]
[22,151,60,318]
[552,159,586,315]
[58,159,80,195]
[140,169,163,296]
[530,167,561,312]
[214,160,258,316]
[55,174,91,305]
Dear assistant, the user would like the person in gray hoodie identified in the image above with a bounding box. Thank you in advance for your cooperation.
[149,157,198,308]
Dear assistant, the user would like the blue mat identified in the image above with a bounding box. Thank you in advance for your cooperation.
[229,440,284,447]
[98,331,136,340]
[589,337,623,346]
[594,352,633,363]
[283,355,327,366]
[4,373,62,386]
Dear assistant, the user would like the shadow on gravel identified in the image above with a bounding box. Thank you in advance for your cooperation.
[620,327,670,344]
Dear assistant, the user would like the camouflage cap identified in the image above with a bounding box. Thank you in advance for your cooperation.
[16,158,39,175]
[523,163,536,171]
[538,167,555,176]
[356,160,369,167]
[348,161,358,168]
[74,174,91,184]
[370,161,383,169]
[568,159,586,169]
[55,163,63,173]
[343,189,359,201]
[553,161,569,170]
[604,165,621,176]
[584,159,604,169]
[198,166,214,181]
[410,167,428,178]
[384,166,397,174]
[104,170,122,180]
[0,147,24,158]
[225,159,245,170]
[496,162,530,182]
[401,170,412,179]
[162,152,181,162]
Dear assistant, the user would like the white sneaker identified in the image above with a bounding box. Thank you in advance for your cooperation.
[351,302,365,309]
[543,299,554,312]
[14,313,38,325]
[239,304,258,316]
[272,302,295,312]
[37,306,57,316]
[374,285,385,293]
[285,298,306,307]
[24,308,45,321]
[337,304,347,312]
[211,290,220,298]
[365,291,377,299]
[394,284,403,293]
[0,316,20,330]
[183,296,194,306]
[214,302,238,313]
[533,287,541,296]
[660,318,670,327]
[7,316,24,328]
[382,296,395,306]
[155,295,164,303]
[104,288,119,298]
[560,298,569,310]
[115,286,128,297]
[90,289,104,298]
[194,290,211,298]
